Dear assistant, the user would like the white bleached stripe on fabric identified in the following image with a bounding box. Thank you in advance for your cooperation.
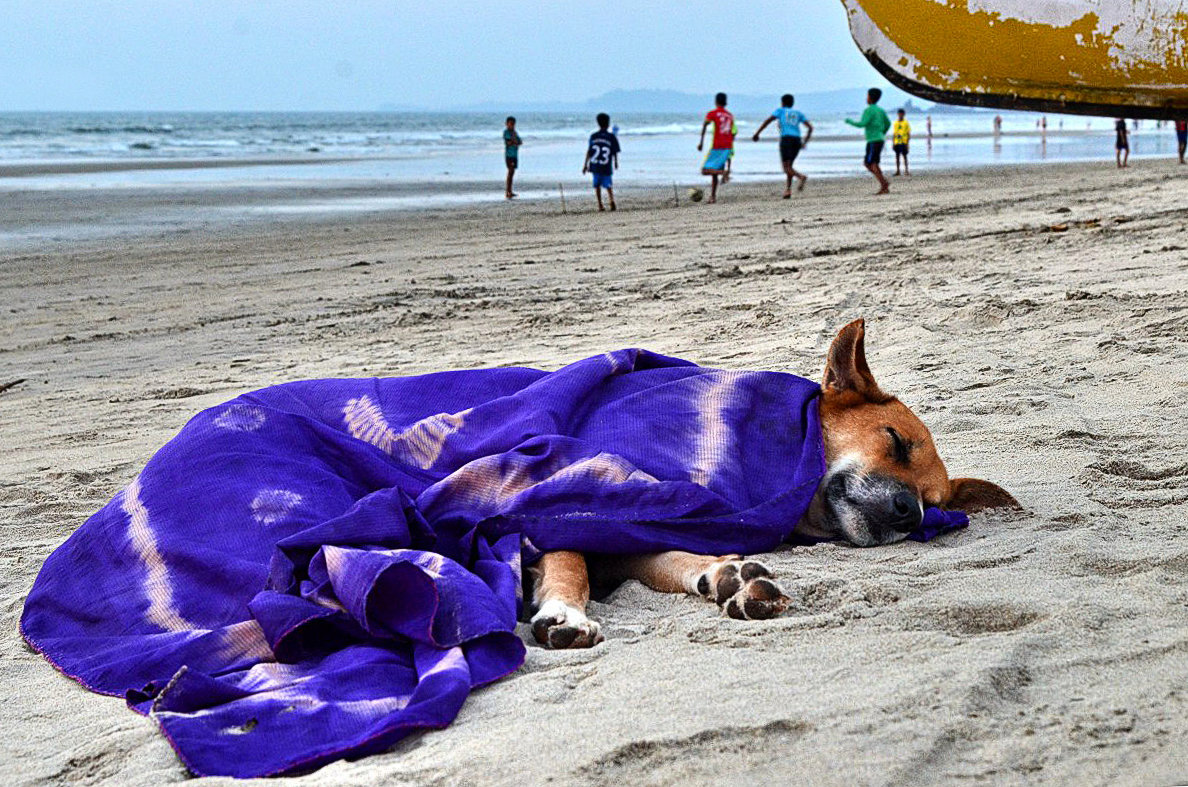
[437,454,538,508]
[157,683,412,726]
[213,620,275,665]
[420,646,468,679]
[688,371,750,489]
[342,395,469,469]
[544,452,659,486]
[122,476,194,632]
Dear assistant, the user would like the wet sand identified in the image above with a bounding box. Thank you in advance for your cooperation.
[3,161,1187,785]
[0,155,368,178]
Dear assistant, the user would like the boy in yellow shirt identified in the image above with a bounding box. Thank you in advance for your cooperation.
[892,109,911,176]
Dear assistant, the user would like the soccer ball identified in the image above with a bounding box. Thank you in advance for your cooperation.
[687,187,704,203]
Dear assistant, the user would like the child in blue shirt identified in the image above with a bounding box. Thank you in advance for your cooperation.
[752,93,813,197]
[582,113,621,211]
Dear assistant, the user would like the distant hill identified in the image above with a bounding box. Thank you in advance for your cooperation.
[448,84,933,116]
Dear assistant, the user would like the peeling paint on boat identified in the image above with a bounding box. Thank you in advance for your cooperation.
[842,0,1188,116]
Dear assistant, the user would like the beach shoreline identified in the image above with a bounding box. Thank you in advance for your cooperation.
[2,108,1179,210]
[3,159,1188,785]
[0,126,1112,178]
[2,155,1182,251]
[0,154,376,178]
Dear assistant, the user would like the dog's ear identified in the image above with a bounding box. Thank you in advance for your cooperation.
[947,478,1021,513]
[822,319,884,398]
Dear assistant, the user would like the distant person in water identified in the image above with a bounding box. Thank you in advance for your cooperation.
[697,92,734,204]
[582,112,620,211]
[1175,119,1187,164]
[846,87,892,194]
[892,108,911,176]
[752,93,813,197]
[503,117,522,199]
[1115,118,1130,168]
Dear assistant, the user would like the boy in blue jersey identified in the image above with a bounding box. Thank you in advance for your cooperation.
[752,93,813,197]
[582,113,621,211]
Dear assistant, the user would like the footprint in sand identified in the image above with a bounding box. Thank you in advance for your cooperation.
[899,602,1044,636]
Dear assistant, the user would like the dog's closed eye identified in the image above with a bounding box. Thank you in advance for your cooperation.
[885,427,912,464]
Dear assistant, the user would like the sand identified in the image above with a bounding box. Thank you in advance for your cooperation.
[3,161,1187,785]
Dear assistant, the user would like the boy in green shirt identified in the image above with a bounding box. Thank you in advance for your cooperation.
[503,116,522,199]
[845,88,892,195]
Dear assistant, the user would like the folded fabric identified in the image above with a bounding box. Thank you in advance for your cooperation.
[20,349,962,777]
[908,506,968,541]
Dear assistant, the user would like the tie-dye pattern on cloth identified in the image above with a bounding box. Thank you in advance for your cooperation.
[20,349,962,777]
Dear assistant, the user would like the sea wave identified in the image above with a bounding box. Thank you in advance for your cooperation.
[0,110,1132,165]
[67,124,176,134]
[621,123,702,136]
[166,138,243,148]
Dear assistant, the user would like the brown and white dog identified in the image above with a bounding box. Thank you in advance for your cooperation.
[527,319,1019,649]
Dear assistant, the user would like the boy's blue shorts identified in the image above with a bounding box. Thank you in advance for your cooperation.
[592,172,613,188]
[702,148,731,173]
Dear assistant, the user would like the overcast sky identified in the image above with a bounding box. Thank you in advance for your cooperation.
[2,1,881,111]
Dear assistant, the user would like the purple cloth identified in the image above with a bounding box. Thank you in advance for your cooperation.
[908,506,969,541]
[20,349,966,777]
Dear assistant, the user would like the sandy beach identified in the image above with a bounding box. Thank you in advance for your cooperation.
[3,160,1188,785]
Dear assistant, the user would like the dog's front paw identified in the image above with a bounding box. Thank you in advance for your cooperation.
[697,559,790,620]
[530,599,604,649]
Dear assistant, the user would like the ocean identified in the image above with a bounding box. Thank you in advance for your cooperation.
[0,109,1181,202]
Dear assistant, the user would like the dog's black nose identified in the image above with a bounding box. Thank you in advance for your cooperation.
[888,491,922,533]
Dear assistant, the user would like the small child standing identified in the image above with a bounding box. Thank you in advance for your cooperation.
[503,117,522,199]
[582,113,621,211]
[1115,118,1130,168]
[892,109,911,176]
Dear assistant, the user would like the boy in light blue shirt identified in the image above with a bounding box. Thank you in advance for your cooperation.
[752,93,813,197]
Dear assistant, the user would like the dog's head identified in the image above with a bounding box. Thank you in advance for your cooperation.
[803,319,1019,546]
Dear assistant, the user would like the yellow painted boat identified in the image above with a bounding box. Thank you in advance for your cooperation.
[841,0,1188,118]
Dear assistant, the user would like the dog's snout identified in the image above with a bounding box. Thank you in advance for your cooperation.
[815,468,925,545]
[887,491,922,533]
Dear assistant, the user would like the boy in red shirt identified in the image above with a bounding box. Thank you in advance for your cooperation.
[697,92,734,204]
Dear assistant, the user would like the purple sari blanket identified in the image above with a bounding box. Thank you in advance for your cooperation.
[20,349,965,777]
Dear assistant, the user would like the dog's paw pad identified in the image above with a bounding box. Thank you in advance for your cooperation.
[699,560,789,621]
[530,600,604,649]
[739,561,771,581]
[725,577,789,620]
[714,564,743,602]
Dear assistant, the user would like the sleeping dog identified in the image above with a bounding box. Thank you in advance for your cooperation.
[528,319,1019,648]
